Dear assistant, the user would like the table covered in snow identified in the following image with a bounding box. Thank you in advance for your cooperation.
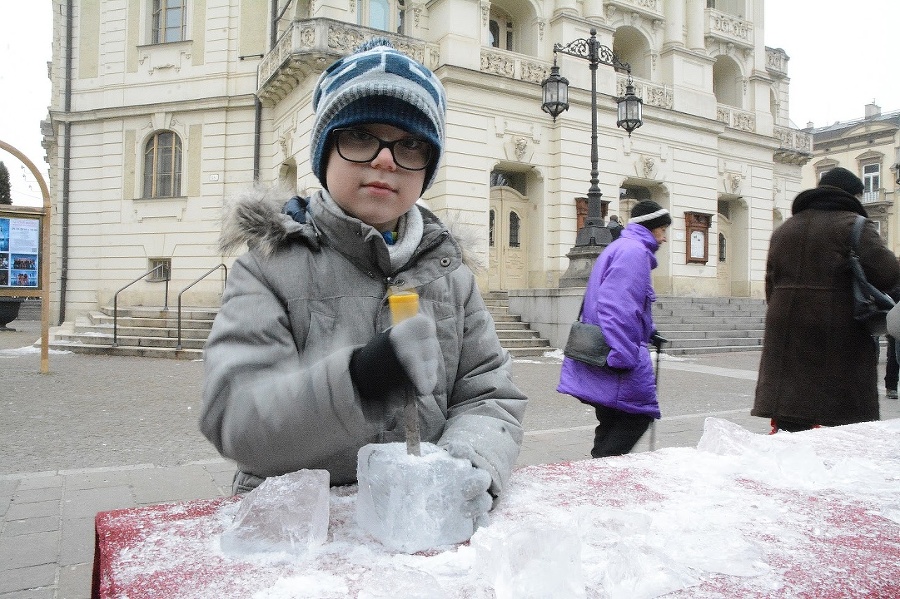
[91,418,900,598]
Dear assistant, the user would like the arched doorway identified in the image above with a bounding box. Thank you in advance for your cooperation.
[488,186,529,290]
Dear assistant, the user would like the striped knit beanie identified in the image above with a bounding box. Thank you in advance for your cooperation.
[630,200,672,230]
[310,38,447,193]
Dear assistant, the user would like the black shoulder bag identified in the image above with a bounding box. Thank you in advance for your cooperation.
[849,215,895,336]
[563,300,612,367]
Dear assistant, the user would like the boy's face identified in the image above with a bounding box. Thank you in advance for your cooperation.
[325,123,429,232]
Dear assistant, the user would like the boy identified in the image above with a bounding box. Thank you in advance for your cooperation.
[200,40,527,524]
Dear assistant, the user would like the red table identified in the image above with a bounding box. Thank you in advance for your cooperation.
[92,419,900,598]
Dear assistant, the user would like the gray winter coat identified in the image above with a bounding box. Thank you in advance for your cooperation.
[200,188,527,497]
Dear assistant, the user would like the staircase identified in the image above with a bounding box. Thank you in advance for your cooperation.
[483,291,553,358]
[651,296,767,356]
[48,295,765,359]
[50,306,215,359]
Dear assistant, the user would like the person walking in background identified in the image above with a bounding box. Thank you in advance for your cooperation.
[200,39,527,521]
[753,167,900,432]
[607,214,623,240]
[885,335,898,399]
[558,200,671,457]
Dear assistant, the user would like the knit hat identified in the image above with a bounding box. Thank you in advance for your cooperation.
[819,167,864,196]
[310,38,447,193]
[630,200,672,230]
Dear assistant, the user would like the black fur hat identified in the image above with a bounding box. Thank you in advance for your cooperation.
[819,167,864,196]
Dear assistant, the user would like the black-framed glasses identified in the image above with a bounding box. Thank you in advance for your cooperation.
[332,128,434,171]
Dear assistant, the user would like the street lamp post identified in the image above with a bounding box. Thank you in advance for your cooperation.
[542,28,643,287]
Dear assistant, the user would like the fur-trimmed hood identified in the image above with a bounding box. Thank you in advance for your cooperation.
[219,184,484,272]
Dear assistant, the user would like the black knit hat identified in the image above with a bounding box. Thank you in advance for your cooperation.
[630,200,672,230]
[819,167,864,196]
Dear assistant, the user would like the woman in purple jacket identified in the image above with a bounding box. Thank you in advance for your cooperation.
[558,200,671,457]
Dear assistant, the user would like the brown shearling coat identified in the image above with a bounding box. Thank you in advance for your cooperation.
[753,186,900,427]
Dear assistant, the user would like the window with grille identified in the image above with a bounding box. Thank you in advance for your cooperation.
[509,211,520,248]
[148,258,171,282]
[143,131,183,198]
[152,0,187,44]
[489,210,495,247]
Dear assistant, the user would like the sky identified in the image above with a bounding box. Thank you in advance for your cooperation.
[0,2,897,208]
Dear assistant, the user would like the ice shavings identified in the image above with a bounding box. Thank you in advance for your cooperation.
[100,418,900,598]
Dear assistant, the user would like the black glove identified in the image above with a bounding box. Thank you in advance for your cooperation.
[349,315,439,401]
[349,331,408,402]
[650,330,668,349]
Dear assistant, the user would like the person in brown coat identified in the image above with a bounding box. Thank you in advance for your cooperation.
[753,167,900,432]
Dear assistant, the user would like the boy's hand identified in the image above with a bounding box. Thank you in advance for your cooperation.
[389,314,440,396]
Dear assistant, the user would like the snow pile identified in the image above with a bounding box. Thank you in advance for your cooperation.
[102,418,900,598]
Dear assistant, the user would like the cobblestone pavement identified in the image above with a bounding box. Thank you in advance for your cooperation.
[2,318,899,598]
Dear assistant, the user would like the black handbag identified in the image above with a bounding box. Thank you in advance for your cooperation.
[563,300,612,367]
[849,215,895,336]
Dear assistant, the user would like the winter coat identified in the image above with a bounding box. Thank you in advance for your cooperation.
[557,224,661,418]
[199,188,527,496]
[753,186,900,427]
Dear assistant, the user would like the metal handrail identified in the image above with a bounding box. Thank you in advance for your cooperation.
[113,264,169,346]
[176,264,227,349]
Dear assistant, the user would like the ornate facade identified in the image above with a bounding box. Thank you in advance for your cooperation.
[43,0,810,322]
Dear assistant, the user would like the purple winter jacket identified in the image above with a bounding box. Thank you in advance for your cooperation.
[557,223,661,418]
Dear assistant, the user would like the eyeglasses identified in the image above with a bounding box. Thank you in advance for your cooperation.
[332,128,435,171]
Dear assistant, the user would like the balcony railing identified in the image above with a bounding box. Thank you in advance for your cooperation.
[617,74,673,110]
[862,189,886,204]
[773,126,812,166]
[257,19,439,106]
[705,9,753,49]
[717,105,756,133]
[604,0,664,20]
[479,47,549,86]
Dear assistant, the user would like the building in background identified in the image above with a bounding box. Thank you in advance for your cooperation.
[802,103,900,251]
[42,0,811,324]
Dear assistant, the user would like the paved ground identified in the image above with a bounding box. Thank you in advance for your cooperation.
[2,317,899,598]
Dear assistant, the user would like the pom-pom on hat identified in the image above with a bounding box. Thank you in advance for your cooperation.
[818,167,864,196]
[310,38,447,193]
[630,200,672,230]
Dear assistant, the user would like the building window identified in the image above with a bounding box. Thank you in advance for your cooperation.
[358,0,406,34]
[148,258,171,282]
[489,209,495,247]
[488,8,513,51]
[509,211,520,248]
[152,0,187,44]
[143,131,182,198]
[862,163,880,203]
[718,233,726,262]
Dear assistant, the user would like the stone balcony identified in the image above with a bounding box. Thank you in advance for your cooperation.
[257,18,439,107]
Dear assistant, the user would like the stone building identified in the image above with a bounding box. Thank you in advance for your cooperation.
[43,0,810,323]
[802,103,900,252]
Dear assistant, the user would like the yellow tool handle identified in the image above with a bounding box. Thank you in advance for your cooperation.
[389,291,419,325]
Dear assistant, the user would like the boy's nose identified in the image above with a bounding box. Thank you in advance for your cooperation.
[370,147,397,170]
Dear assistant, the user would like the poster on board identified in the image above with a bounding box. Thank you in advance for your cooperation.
[0,216,40,289]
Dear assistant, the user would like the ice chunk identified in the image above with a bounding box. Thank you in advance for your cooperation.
[473,523,585,599]
[696,417,760,456]
[356,442,479,553]
[220,469,330,555]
